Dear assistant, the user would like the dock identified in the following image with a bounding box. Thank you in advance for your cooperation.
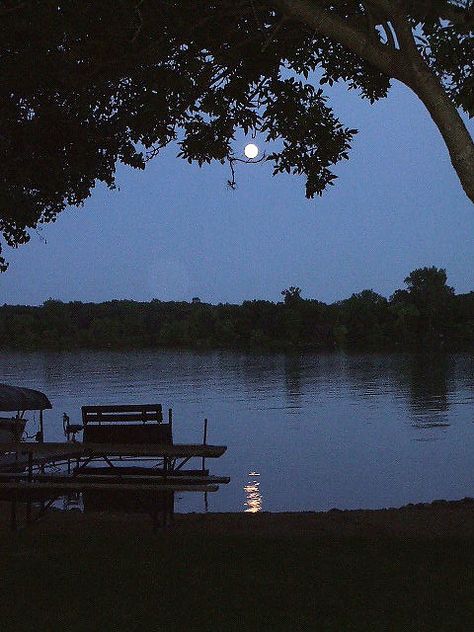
[0,398,230,531]
[0,442,227,466]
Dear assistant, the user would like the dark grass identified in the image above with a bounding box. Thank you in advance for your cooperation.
[1,518,474,631]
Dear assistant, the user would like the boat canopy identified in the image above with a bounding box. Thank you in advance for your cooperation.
[0,384,52,412]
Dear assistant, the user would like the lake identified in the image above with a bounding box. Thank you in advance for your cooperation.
[1,350,473,513]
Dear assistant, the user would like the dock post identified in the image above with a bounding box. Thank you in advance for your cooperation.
[202,418,208,471]
[26,450,33,522]
[39,410,44,442]
[203,418,208,512]
[39,410,45,475]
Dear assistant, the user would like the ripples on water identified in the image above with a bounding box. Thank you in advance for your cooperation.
[1,350,473,512]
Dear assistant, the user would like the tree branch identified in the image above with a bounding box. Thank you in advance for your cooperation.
[360,1,384,45]
[274,0,474,203]
[405,61,474,203]
[386,4,420,59]
[274,0,405,79]
[404,0,474,26]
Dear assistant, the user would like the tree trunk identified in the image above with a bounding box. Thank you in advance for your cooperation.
[276,0,474,205]
[405,64,474,204]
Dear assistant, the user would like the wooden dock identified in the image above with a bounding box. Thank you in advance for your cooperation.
[0,472,230,485]
[0,439,229,530]
[0,402,229,530]
[0,442,227,459]
[0,481,220,493]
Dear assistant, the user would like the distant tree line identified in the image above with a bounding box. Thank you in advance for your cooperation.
[1,267,473,352]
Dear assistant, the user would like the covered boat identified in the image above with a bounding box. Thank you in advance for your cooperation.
[0,384,52,442]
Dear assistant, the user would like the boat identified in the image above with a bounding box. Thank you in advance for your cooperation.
[0,383,52,443]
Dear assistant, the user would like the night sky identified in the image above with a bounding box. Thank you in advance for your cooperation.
[1,80,473,306]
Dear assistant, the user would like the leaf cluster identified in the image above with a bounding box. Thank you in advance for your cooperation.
[0,0,472,269]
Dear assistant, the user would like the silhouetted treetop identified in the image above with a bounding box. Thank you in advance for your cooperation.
[1,1,473,270]
[281,286,303,305]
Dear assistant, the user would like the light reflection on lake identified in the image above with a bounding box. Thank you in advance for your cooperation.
[244,471,263,513]
[0,350,473,513]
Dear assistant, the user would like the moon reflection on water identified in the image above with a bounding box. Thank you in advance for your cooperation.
[244,471,263,513]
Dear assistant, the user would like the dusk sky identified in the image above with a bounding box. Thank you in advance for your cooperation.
[1,79,473,306]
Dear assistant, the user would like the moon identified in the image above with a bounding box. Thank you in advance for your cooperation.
[244,143,259,159]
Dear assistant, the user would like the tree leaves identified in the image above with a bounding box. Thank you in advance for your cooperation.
[0,0,472,269]
[260,76,356,196]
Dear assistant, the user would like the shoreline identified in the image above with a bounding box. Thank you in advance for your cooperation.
[4,496,474,538]
[181,496,474,539]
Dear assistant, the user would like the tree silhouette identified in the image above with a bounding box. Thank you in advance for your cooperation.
[0,267,472,350]
[403,266,455,341]
[0,1,473,269]
[281,286,303,306]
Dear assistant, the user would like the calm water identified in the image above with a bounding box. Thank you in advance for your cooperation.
[1,350,473,513]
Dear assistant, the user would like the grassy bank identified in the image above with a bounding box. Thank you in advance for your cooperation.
[2,504,474,631]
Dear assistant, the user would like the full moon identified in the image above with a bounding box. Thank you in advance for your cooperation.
[244,143,259,159]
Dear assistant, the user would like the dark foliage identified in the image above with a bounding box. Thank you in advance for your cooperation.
[0,1,472,270]
[1,267,473,352]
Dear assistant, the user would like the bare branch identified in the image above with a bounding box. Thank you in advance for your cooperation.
[228,153,266,190]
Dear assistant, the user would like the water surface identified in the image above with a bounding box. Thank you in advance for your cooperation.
[1,350,473,513]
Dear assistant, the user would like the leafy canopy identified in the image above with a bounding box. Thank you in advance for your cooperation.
[0,0,473,270]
